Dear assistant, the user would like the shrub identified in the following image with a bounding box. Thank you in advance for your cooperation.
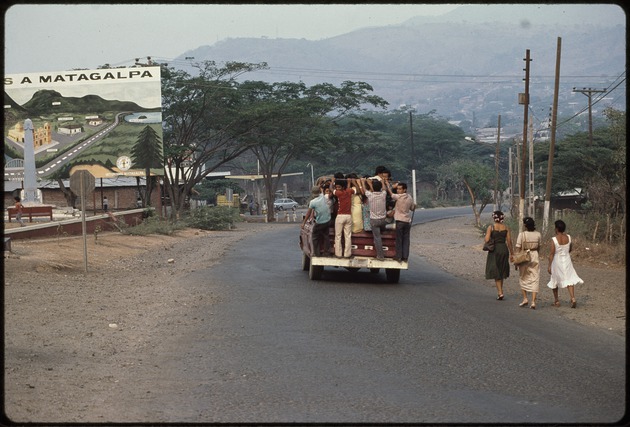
[121,216,186,236]
[185,205,243,231]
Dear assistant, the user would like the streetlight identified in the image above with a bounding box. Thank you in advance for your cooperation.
[306,163,314,187]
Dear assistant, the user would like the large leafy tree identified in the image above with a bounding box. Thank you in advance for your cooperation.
[160,61,268,218]
[533,111,626,216]
[238,80,388,221]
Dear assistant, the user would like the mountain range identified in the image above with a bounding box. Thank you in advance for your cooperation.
[172,4,626,132]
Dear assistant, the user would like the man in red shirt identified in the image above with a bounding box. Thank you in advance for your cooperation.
[331,177,356,258]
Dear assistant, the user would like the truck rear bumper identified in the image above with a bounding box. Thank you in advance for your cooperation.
[310,256,408,269]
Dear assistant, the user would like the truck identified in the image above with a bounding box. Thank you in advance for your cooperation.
[299,219,408,283]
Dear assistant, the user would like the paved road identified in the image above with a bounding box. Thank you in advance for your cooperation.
[147,210,625,424]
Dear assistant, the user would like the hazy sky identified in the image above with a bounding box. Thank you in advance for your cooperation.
[4,3,460,74]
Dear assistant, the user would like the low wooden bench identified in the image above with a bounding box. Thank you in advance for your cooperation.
[7,205,54,222]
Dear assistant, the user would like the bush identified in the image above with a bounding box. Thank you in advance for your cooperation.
[185,205,243,231]
[121,216,187,236]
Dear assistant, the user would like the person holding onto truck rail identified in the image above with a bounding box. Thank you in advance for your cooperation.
[331,176,356,258]
[301,185,332,257]
[386,181,416,262]
[347,173,365,233]
[362,177,388,261]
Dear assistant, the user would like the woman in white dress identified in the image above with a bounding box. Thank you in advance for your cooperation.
[547,220,583,308]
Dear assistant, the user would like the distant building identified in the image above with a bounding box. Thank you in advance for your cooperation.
[58,123,83,135]
[87,116,105,126]
[7,121,53,148]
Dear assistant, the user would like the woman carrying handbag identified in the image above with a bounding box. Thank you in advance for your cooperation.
[484,211,513,301]
[512,217,542,309]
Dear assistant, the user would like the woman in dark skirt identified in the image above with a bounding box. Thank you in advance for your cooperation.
[484,210,514,300]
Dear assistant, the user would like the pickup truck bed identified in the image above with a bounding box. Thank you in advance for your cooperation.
[299,219,408,283]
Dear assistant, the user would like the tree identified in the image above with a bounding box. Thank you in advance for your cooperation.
[439,159,494,226]
[238,80,388,222]
[130,125,163,207]
[160,61,269,219]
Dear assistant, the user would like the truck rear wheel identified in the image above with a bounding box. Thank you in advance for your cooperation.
[302,253,310,271]
[385,268,400,283]
[309,262,323,280]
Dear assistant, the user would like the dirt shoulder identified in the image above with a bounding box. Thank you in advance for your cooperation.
[409,215,626,336]
[2,216,625,423]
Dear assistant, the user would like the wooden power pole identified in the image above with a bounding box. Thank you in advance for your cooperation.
[572,86,606,145]
[494,114,501,210]
[544,37,562,233]
[518,49,532,230]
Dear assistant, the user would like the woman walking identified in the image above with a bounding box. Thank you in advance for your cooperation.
[547,220,583,308]
[513,217,542,309]
[484,211,513,300]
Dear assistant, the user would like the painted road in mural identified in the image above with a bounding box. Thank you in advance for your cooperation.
[4,112,128,180]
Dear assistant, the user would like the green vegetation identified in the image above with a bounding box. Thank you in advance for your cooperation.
[185,206,243,231]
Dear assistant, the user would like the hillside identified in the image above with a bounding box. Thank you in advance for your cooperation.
[175,8,626,129]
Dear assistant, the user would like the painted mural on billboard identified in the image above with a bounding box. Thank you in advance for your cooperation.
[3,67,163,180]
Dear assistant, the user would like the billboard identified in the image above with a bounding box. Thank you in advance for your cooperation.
[4,67,163,180]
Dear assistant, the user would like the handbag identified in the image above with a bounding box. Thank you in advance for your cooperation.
[483,225,495,252]
[513,232,531,265]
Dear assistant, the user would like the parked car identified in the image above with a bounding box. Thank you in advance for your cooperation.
[274,198,299,211]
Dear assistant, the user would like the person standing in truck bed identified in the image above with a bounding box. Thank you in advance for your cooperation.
[331,177,356,258]
[301,185,332,257]
[386,182,415,262]
[361,177,389,261]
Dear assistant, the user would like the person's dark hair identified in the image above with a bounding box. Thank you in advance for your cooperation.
[334,172,345,179]
[555,219,566,233]
[346,172,359,179]
[523,216,536,231]
[492,210,505,223]
[335,179,347,189]
[374,165,386,175]
[14,196,20,202]
[397,182,407,191]
[372,180,383,191]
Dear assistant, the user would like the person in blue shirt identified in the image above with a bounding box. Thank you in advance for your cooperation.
[301,185,332,257]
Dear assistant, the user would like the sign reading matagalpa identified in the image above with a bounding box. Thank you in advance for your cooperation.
[4,67,163,179]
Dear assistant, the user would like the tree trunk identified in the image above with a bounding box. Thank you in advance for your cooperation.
[56,178,77,208]
[462,179,481,226]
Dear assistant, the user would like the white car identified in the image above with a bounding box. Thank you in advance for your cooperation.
[274,198,299,211]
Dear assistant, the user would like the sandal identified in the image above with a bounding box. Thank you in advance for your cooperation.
[530,303,536,310]
[519,301,528,307]
[497,294,504,301]
[552,301,560,307]
[571,299,577,309]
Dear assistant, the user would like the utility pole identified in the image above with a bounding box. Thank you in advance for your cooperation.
[409,110,417,204]
[572,87,606,145]
[528,116,535,218]
[518,49,532,230]
[494,114,501,210]
[544,37,562,233]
